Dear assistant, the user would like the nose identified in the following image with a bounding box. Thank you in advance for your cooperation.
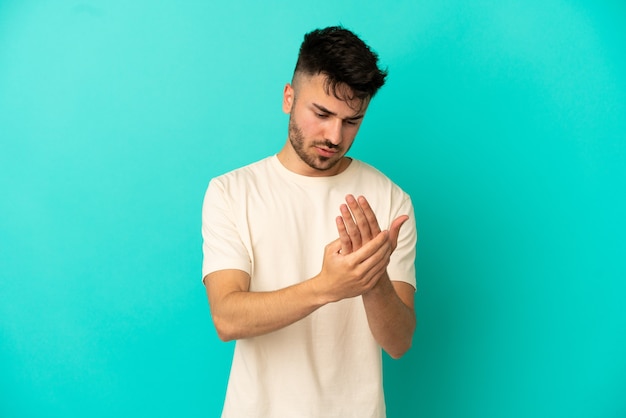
[325,118,343,146]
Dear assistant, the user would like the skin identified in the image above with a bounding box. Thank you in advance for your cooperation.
[336,194,416,358]
[277,72,365,177]
[204,73,416,358]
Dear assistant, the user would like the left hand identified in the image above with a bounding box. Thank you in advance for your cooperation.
[336,194,408,255]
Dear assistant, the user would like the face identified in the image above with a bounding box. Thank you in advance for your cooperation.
[280,73,368,176]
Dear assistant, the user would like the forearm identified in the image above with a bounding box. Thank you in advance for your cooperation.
[208,277,326,341]
[362,272,416,359]
[206,234,394,342]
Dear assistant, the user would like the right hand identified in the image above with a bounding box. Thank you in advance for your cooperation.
[313,230,392,303]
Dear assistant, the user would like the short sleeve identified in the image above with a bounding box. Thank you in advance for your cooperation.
[201,178,252,281]
[386,193,417,290]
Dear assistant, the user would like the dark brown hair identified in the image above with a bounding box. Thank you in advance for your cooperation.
[293,26,388,105]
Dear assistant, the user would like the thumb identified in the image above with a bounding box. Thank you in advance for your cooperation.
[326,237,343,254]
[389,215,409,251]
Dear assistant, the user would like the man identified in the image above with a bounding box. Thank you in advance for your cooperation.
[202,26,417,417]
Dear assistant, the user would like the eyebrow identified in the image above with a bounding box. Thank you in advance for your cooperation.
[312,103,364,121]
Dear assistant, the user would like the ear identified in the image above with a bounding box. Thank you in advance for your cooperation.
[282,83,294,114]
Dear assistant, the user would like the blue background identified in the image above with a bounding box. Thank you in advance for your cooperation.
[1,1,625,417]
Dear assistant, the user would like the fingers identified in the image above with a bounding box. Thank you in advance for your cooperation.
[327,237,342,252]
[337,195,382,253]
[339,203,362,251]
[356,233,392,287]
[321,230,393,301]
[349,230,389,265]
[345,195,372,242]
[336,216,353,254]
[356,195,381,237]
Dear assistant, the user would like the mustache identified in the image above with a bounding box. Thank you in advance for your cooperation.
[313,140,340,150]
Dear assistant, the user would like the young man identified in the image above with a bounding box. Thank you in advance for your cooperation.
[202,26,417,417]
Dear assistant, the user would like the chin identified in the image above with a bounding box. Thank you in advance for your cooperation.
[312,157,341,172]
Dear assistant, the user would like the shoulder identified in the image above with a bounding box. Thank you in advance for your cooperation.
[203,156,288,213]
[350,159,410,199]
[206,157,279,199]
[211,156,274,185]
[350,159,389,179]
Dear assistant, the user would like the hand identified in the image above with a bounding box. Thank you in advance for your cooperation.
[336,194,409,254]
[314,231,392,303]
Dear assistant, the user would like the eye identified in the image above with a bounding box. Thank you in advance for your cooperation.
[344,119,358,126]
[316,112,329,119]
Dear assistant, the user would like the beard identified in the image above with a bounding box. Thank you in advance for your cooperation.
[288,115,344,172]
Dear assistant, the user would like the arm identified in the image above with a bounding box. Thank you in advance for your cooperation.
[204,269,324,341]
[361,273,416,359]
[204,231,392,341]
[336,194,417,359]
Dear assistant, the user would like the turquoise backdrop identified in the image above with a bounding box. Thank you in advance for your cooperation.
[1,1,625,417]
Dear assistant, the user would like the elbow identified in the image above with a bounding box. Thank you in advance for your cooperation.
[386,321,416,359]
[212,315,239,342]
[215,330,236,343]
[387,339,412,360]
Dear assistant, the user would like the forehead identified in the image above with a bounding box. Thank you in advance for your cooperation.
[294,73,369,115]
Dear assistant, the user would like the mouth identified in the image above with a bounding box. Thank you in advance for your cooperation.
[315,146,339,158]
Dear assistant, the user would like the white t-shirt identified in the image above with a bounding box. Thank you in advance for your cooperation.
[202,155,417,418]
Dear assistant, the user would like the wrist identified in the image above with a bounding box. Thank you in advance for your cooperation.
[365,271,393,297]
[307,274,335,306]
